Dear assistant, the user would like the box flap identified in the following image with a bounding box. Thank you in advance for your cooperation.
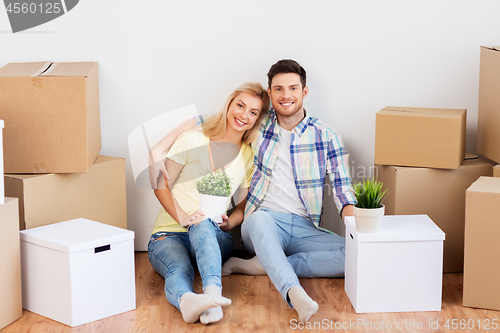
[41,62,97,77]
[481,46,500,52]
[464,153,478,160]
[345,215,445,242]
[0,62,51,77]
[467,176,500,194]
[0,62,97,77]
[19,218,134,253]
[380,106,466,118]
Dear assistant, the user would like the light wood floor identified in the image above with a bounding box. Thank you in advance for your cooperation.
[2,252,500,333]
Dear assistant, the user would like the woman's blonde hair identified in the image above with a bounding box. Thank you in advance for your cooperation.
[201,82,270,144]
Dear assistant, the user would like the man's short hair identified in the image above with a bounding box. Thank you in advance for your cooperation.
[267,59,307,89]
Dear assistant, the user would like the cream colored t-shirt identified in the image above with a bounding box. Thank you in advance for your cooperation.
[152,129,254,234]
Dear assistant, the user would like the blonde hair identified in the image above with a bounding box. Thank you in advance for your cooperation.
[201,82,270,144]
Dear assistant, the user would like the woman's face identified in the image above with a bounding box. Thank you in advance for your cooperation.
[226,92,263,134]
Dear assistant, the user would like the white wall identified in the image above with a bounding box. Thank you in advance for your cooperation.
[1,0,499,249]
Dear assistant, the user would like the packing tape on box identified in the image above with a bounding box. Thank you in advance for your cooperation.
[30,62,58,89]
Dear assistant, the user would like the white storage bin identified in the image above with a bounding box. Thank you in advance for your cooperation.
[20,218,136,327]
[1,119,4,205]
[344,214,445,313]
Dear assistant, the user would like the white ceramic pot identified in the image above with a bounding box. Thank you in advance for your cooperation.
[198,194,230,223]
[353,204,385,233]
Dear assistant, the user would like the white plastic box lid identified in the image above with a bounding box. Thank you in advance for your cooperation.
[345,215,445,243]
[19,218,134,254]
[0,119,3,128]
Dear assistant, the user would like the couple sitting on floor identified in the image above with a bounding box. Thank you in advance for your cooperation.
[147,59,356,325]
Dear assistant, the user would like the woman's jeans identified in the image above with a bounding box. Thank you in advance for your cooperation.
[148,218,233,310]
[241,208,345,306]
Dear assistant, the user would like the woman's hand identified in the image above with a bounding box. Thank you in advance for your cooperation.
[179,209,206,227]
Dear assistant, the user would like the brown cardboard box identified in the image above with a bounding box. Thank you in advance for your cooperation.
[0,62,101,173]
[377,155,493,273]
[0,198,22,329]
[375,106,466,169]
[463,176,500,310]
[4,155,127,230]
[494,165,500,177]
[478,46,500,164]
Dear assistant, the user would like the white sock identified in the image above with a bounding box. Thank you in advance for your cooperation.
[200,286,225,324]
[288,286,319,322]
[221,256,267,276]
[178,291,231,324]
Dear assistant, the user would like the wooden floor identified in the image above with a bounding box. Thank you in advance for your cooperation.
[2,252,500,333]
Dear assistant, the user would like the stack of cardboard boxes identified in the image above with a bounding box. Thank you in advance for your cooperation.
[462,46,500,312]
[375,46,500,312]
[0,61,128,329]
[0,118,22,330]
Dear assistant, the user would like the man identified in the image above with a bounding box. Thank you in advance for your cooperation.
[149,59,356,322]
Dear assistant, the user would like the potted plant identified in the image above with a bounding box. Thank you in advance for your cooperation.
[196,171,232,223]
[352,177,388,233]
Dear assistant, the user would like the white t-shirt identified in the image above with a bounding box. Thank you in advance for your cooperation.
[259,125,310,219]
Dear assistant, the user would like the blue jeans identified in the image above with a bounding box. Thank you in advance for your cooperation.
[148,218,234,310]
[241,208,345,305]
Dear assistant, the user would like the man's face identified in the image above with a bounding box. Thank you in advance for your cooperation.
[267,73,308,118]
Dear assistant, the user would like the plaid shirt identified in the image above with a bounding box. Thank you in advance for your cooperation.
[196,109,356,229]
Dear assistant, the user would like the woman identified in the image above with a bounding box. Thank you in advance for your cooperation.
[148,82,269,325]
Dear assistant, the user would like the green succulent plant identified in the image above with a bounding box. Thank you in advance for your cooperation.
[352,177,388,209]
[196,171,232,197]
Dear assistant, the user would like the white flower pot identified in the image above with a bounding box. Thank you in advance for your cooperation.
[353,205,385,233]
[198,194,230,224]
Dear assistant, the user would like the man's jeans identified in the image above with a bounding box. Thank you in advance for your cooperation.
[148,219,233,310]
[241,208,345,305]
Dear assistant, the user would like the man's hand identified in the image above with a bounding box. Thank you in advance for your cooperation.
[341,204,354,219]
[219,214,231,232]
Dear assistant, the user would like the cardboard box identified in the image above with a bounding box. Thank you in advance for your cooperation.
[0,119,4,205]
[0,61,101,173]
[20,218,136,326]
[478,46,500,164]
[0,198,22,330]
[344,215,444,313]
[375,106,466,169]
[494,165,500,177]
[5,155,127,230]
[463,176,500,311]
[377,155,493,273]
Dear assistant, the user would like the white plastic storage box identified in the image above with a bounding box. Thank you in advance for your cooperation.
[344,215,445,313]
[19,218,136,327]
[1,119,4,205]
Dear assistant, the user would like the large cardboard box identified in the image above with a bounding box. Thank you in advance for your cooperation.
[463,176,500,311]
[478,46,500,164]
[375,106,466,169]
[20,218,136,327]
[494,165,500,177]
[376,155,494,272]
[0,198,22,330]
[0,61,101,173]
[5,155,127,230]
[345,215,444,313]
